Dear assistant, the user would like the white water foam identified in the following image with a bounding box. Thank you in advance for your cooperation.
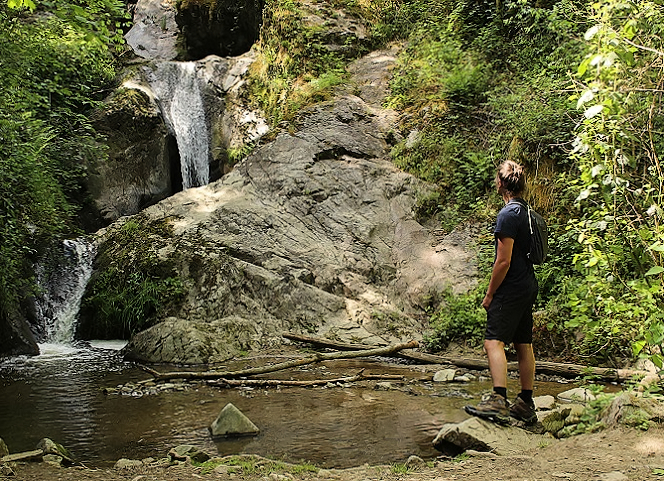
[34,238,96,346]
[146,61,210,189]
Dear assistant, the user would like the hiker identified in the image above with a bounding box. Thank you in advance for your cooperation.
[464,160,538,425]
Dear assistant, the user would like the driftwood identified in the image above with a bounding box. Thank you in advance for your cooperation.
[140,340,418,382]
[283,333,649,383]
[209,371,404,388]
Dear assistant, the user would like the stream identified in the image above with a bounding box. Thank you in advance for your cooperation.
[0,341,577,469]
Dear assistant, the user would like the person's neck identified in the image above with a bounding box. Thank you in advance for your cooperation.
[503,193,515,204]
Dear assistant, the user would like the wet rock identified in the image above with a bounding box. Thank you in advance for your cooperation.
[432,417,547,456]
[168,445,210,463]
[37,438,74,465]
[176,0,264,60]
[114,458,144,469]
[210,403,260,437]
[433,369,456,382]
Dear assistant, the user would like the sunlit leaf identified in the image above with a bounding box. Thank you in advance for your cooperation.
[584,104,604,119]
[645,266,664,276]
[584,25,600,41]
[577,90,595,109]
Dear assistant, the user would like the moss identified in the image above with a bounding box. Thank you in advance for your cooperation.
[79,215,184,339]
[103,87,157,119]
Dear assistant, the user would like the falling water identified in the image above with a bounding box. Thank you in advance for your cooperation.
[146,61,210,189]
[34,238,96,346]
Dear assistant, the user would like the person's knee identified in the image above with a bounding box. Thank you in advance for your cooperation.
[514,343,534,358]
[484,339,505,353]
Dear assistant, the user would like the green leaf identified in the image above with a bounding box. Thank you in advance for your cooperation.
[632,340,646,356]
[584,25,600,41]
[646,266,664,276]
[584,104,604,119]
[649,243,664,253]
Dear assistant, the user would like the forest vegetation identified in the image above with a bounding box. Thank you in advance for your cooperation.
[1,0,663,371]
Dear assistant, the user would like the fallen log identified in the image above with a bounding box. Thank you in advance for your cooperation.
[209,371,404,388]
[283,333,649,382]
[140,340,419,382]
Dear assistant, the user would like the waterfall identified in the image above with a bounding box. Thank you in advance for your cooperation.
[34,238,96,346]
[146,61,211,189]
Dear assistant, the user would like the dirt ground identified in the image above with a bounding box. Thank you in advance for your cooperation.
[7,424,664,481]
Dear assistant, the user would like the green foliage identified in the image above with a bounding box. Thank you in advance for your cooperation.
[247,0,360,130]
[0,0,127,325]
[425,280,489,351]
[81,217,184,338]
[562,0,664,364]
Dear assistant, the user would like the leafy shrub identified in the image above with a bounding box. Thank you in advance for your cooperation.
[79,217,184,339]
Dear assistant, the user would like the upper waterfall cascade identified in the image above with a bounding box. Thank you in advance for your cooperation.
[147,61,211,190]
[34,238,96,345]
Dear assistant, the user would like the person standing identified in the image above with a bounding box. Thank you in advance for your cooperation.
[464,160,538,424]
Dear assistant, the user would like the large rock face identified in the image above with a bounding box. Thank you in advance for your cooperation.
[84,49,478,364]
[89,53,268,224]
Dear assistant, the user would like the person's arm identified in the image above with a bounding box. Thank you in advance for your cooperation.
[482,235,514,310]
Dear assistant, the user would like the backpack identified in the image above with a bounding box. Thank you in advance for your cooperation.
[512,199,548,265]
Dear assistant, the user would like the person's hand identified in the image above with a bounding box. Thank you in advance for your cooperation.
[482,293,493,311]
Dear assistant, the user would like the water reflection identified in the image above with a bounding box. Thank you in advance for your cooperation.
[0,346,573,468]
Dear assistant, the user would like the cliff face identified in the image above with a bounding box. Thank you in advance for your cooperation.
[80,47,478,364]
[0,1,479,361]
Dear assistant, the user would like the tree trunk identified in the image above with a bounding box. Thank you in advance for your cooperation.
[282,333,648,382]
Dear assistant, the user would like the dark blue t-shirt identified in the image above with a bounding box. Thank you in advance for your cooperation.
[494,199,538,296]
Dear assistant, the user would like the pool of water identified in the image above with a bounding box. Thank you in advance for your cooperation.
[0,343,575,468]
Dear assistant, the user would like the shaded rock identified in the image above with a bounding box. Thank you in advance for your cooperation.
[37,438,74,464]
[210,403,260,437]
[125,0,179,60]
[88,78,173,226]
[433,369,456,382]
[43,454,63,466]
[0,464,15,476]
[176,0,264,60]
[432,417,547,456]
[0,438,8,457]
[600,391,663,428]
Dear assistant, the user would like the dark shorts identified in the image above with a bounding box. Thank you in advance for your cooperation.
[485,289,537,344]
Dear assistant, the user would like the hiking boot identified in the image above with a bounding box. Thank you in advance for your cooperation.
[464,392,511,424]
[510,396,537,424]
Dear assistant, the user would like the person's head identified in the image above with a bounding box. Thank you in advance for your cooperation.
[495,160,525,198]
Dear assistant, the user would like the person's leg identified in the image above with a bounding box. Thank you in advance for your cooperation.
[485,339,508,395]
[515,342,535,392]
[510,342,537,424]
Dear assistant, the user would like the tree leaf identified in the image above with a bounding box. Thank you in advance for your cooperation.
[584,104,604,119]
[584,25,600,41]
[645,266,664,276]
